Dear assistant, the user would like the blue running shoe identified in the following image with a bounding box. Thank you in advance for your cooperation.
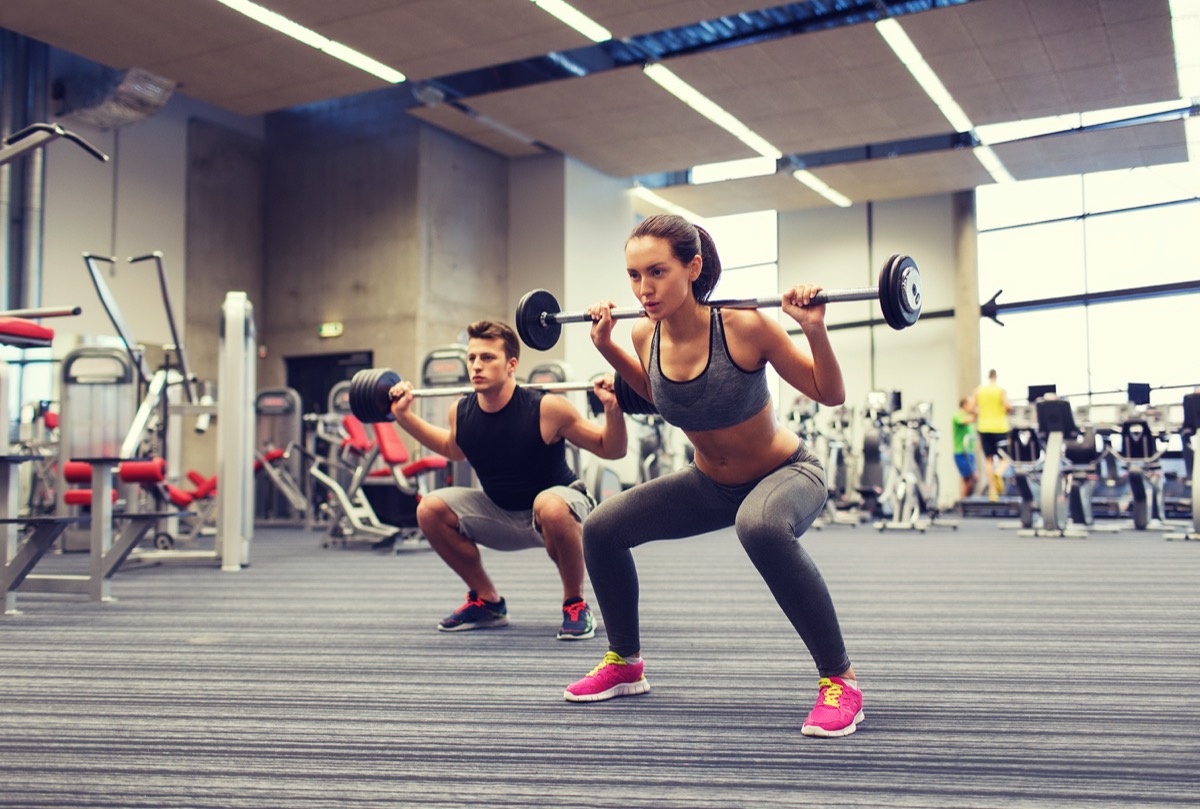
[557,598,595,641]
[438,591,508,632]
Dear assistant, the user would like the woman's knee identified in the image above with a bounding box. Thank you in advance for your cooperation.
[734,513,795,559]
[582,497,629,551]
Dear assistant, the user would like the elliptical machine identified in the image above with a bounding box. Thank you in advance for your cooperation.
[1165,392,1200,541]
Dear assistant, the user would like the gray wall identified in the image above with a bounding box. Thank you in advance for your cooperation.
[260,94,509,391]
[183,119,266,473]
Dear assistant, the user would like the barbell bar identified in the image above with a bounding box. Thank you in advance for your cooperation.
[515,254,922,351]
[347,367,658,423]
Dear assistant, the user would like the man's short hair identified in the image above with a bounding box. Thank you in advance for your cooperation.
[467,320,520,361]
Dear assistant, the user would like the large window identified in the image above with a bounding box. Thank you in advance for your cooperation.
[976,162,1198,408]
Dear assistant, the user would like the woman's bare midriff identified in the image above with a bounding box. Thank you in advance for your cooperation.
[686,404,800,485]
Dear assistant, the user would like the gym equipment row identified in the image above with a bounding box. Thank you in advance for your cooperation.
[1000,389,1199,539]
[3,250,257,615]
[789,390,951,532]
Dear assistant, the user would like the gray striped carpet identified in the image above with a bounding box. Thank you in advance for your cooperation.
[2,520,1197,808]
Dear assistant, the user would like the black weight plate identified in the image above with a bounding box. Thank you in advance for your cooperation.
[350,368,400,423]
[877,254,901,331]
[892,255,922,328]
[347,369,374,422]
[613,374,658,416]
[515,288,562,351]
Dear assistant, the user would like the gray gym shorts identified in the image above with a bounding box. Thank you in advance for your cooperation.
[429,484,594,551]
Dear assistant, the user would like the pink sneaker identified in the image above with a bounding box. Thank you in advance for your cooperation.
[564,651,651,702]
[801,676,864,737]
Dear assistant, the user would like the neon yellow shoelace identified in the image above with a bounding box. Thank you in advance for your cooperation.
[589,651,626,676]
[817,677,842,707]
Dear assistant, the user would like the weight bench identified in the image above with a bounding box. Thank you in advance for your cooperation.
[369,420,448,496]
[56,456,199,575]
[308,415,445,548]
[307,415,400,546]
[254,446,309,517]
[369,421,447,551]
[0,313,81,614]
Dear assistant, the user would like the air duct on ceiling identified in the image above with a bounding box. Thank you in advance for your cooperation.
[54,66,177,130]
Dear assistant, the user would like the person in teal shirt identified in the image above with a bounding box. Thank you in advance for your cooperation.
[952,399,977,501]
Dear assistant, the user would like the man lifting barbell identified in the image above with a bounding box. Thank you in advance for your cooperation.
[384,320,627,641]
[558,213,885,739]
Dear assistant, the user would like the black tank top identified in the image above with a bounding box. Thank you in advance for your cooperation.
[455,385,577,511]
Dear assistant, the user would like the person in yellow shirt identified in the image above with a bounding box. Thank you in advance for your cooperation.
[968,369,1012,501]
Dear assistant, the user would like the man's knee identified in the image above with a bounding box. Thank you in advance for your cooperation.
[416,495,456,532]
[534,492,580,537]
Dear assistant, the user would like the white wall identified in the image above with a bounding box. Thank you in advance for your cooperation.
[780,194,962,509]
[509,154,640,482]
[562,159,635,382]
[42,88,262,357]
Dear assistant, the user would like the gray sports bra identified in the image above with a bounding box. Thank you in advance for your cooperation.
[647,308,772,432]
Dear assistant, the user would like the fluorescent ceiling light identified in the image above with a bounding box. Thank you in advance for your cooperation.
[643,64,782,159]
[974,113,1079,145]
[632,185,704,223]
[975,99,1194,147]
[876,18,972,133]
[876,17,1011,183]
[973,147,1014,183]
[791,170,853,207]
[691,156,777,184]
[531,0,612,43]
[216,0,405,83]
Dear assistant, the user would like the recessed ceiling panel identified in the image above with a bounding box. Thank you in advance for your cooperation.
[810,149,997,203]
[903,0,1178,124]
[296,0,589,82]
[992,119,1189,180]
[649,172,833,218]
[408,104,546,158]
[664,21,953,156]
[466,67,757,176]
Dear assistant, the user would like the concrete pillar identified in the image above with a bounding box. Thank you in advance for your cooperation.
[953,190,980,398]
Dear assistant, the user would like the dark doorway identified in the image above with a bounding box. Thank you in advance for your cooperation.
[286,351,372,414]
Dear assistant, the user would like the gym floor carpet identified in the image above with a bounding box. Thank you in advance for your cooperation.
[2,520,1196,808]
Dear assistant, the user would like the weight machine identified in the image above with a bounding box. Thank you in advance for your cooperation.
[1165,393,1200,542]
[1020,399,1121,538]
[996,404,1045,530]
[69,252,255,571]
[875,402,956,533]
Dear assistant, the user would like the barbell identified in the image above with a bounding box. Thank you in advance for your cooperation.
[515,254,922,351]
[347,367,659,423]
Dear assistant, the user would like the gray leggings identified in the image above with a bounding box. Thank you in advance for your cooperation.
[583,443,851,677]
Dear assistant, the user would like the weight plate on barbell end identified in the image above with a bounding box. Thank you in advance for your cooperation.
[350,368,401,423]
[877,254,902,331]
[613,374,658,416]
[892,255,922,327]
[349,368,377,423]
[347,369,372,422]
[515,288,563,351]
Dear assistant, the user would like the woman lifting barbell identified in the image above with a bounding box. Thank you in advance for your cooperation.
[562,213,865,738]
